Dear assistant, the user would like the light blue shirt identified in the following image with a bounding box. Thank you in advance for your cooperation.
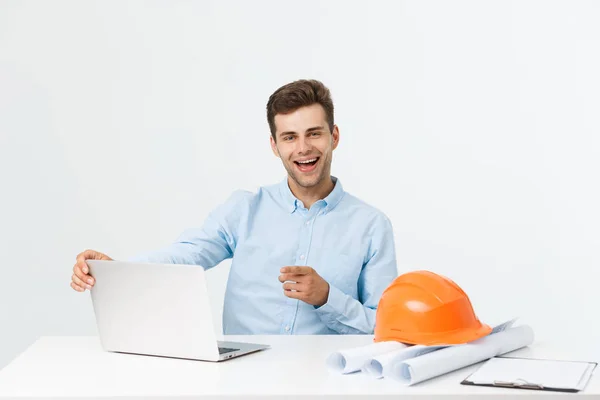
[131,177,398,335]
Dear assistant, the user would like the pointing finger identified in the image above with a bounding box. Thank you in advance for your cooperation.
[280,266,311,275]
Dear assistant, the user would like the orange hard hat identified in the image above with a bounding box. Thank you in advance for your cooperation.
[374,270,492,345]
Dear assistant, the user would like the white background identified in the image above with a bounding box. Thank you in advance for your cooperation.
[1,0,599,370]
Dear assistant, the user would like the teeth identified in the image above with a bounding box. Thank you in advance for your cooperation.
[297,158,317,164]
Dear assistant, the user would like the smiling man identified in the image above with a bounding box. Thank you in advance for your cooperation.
[70,79,398,335]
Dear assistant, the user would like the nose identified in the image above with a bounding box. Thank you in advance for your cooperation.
[296,136,312,155]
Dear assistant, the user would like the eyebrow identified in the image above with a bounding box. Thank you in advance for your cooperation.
[279,126,325,137]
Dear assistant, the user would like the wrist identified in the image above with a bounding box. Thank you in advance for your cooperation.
[315,282,330,307]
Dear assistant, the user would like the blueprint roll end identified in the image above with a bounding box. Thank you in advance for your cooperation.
[390,362,413,385]
[363,359,384,379]
[326,352,346,373]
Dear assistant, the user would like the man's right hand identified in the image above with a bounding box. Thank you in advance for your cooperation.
[71,249,113,292]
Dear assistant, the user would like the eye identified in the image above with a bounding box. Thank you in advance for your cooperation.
[310,132,321,137]
[283,135,294,141]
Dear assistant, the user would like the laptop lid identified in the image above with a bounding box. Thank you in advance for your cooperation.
[87,260,221,361]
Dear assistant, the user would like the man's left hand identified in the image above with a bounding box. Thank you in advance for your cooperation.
[278,266,330,307]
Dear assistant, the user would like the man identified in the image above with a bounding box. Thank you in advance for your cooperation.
[71,79,398,335]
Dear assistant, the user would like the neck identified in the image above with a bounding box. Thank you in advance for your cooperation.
[288,175,335,209]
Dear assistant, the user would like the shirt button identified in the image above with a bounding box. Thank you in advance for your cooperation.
[299,254,305,260]
[285,326,290,332]
[306,220,311,225]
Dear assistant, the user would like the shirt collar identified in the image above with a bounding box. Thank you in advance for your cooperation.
[279,176,345,214]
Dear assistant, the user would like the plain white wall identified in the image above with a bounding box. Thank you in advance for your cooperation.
[1,0,600,369]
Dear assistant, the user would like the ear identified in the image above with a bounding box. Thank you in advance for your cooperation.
[331,125,340,150]
[270,135,280,158]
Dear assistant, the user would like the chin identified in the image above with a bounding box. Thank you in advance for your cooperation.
[294,174,323,188]
[297,179,319,188]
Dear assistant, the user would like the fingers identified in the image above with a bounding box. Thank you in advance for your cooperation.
[71,249,111,292]
[72,273,91,291]
[282,282,306,292]
[75,250,97,277]
[75,249,96,264]
[73,262,94,285]
[72,262,95,293]
[279,273,297,283]
[279,273,313,284]
[76,260,89,275]
[280,266,312,275]
[284,288,306,301]
[71,281,85,292]
[279,266,317,301]
[75,249,112,264]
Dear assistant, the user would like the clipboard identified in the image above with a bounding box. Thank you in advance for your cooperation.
[460,355,598,393]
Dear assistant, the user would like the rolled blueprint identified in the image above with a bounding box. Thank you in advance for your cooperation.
[361,317,517,379]
[388,324,535,385]
[327,341,408,374]
[362,344,448,379]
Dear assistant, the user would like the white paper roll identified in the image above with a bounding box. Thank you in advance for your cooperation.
[362,344,448,379]
[326,341,408,374]
[387,324,535,385]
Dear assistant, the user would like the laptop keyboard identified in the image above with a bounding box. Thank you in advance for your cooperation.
[218,347,239,355]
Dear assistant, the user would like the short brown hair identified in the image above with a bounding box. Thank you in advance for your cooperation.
[266,79,334,141]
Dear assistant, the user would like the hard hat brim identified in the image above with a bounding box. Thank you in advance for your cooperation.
[390,323,494,346]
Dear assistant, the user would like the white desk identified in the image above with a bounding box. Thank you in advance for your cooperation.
[0,335,598,399]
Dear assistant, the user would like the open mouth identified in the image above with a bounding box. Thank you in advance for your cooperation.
[294,157,320,173]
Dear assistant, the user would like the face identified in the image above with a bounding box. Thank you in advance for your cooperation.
[270,104,339,189]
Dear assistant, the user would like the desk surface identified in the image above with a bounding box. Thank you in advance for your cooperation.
[0,335,598,399]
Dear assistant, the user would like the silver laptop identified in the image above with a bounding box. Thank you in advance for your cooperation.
[86,260,269,361]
